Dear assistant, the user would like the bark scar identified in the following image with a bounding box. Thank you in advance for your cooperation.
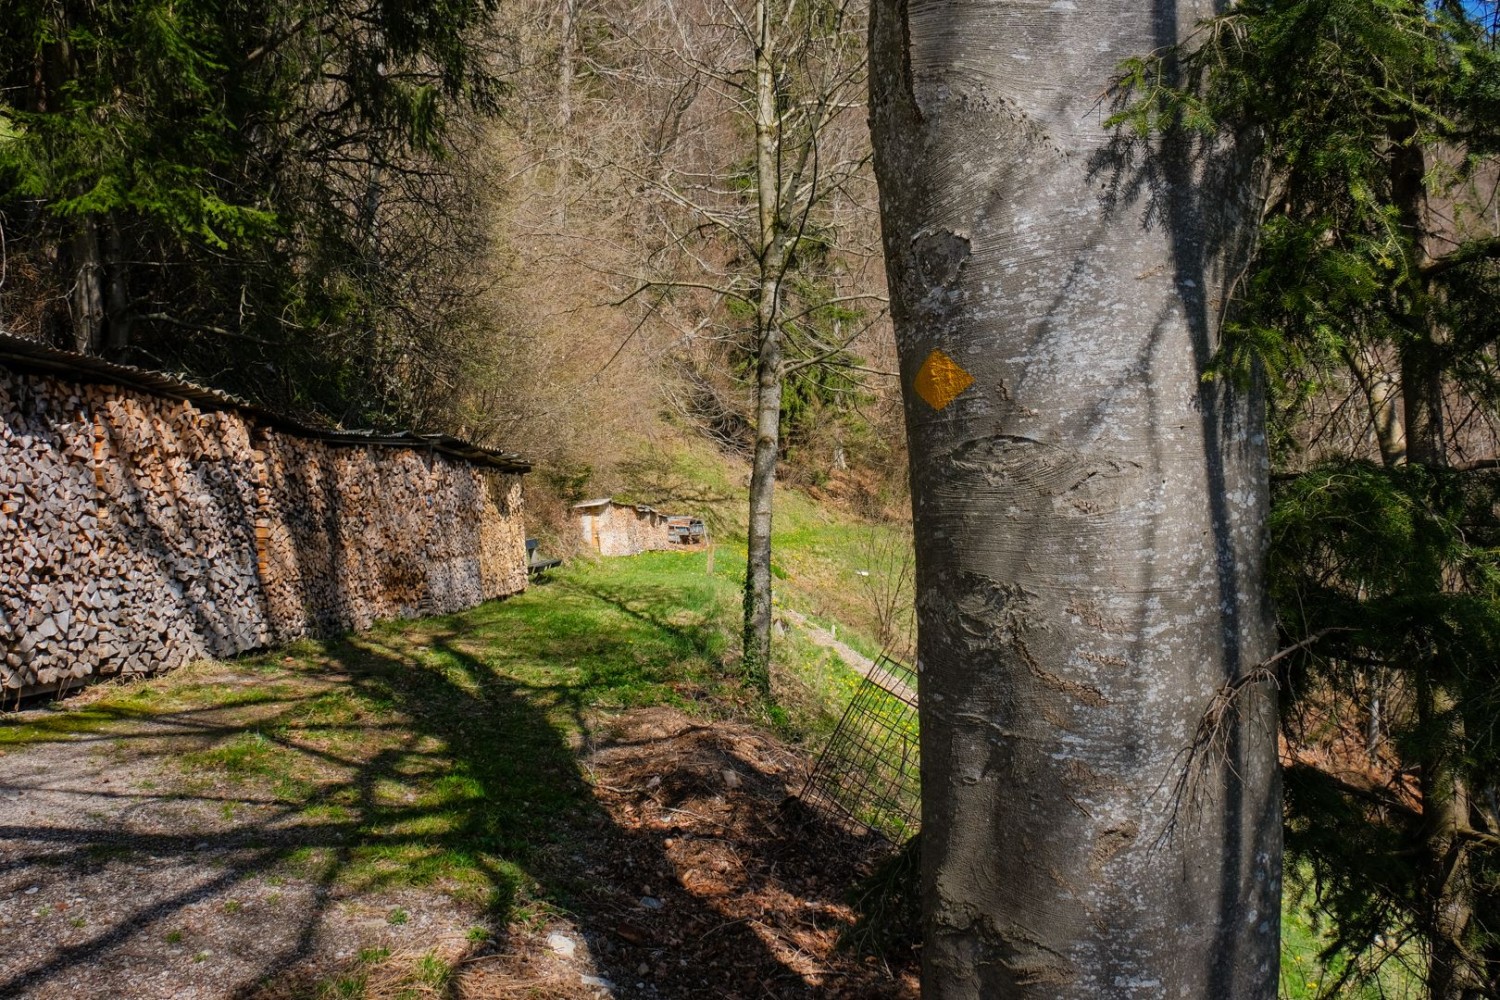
[1065,597,1131,635]
[912,229,971,289]
[931,904,1078,987]
[1014,635,1109,708]
[952,573,1111,714]
[1089,822,1139,877]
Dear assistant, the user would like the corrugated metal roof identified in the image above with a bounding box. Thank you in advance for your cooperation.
[571,498,703,525]
[0,331,530,473]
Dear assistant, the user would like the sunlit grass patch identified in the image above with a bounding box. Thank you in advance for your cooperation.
[0,700,154,750]
[182,730,280,776]
[1279,864,1424,999]
[307,944,462,1000]
[408,950,453,992]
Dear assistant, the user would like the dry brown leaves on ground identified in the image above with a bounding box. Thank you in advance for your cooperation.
[459,706,919,1000]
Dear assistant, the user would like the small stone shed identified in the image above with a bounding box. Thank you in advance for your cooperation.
[573,498,706,557]
[0,331,530,698]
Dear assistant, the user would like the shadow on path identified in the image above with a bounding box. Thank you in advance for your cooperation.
[0,584,911,999]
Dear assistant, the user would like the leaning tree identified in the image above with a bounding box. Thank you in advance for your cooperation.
[868,1,1281,996]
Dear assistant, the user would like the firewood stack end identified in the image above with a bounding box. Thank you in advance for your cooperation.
[0,364,528,697]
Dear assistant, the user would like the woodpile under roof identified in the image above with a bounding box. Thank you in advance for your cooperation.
[1,331,531,698]
[0,331,530,473]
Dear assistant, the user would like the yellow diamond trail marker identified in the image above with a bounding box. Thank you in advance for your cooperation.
[913,349,975,411]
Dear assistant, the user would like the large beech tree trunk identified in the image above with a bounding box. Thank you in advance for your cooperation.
[868,2,1281,996]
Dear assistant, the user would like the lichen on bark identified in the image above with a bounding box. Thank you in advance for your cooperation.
[869,1,1282,996]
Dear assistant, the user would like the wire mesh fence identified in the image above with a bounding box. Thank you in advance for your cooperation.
[799,653,920,842]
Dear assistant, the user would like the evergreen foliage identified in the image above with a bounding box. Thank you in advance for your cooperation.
[0,0,500,428]
[1114,1,1500,994]
[1114,0,1500,446]
[1274,459,1500,994]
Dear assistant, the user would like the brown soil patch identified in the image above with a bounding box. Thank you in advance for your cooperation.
[462,706,919,999]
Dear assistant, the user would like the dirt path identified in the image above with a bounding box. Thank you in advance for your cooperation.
[778,610,874,675]
[0,655,917,1000]
[780,610,916,705]
[0,673,478,1000]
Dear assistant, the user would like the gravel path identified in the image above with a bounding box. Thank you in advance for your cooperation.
[778,609,875,674]
[779,609,917,705]
[0,687,475,999]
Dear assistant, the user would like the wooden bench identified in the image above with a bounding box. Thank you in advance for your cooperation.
[526,538,562,575]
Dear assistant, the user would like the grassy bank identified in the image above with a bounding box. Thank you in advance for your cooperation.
[617,441,915,662]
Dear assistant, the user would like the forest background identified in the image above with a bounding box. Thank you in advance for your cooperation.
[3,0,1500,995]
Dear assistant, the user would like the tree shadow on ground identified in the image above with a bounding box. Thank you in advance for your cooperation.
[0,594,910,999]
[562,577,728,666]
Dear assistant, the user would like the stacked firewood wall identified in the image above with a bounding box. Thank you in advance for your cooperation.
[0,367,526,694]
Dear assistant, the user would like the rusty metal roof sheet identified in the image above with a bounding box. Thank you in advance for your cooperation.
[571,497,662,514]
[0,331,530,473]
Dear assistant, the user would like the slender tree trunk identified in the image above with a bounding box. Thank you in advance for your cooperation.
[1347,346,1406,466]
[555,0,576,227]
[104,214,132,355]
[1403,334,1484,1000]
[558,0,575,133]
[869,2,1280,996]
[1402,316,1447,468]
[1393,135,1446,470]
[742,0,785,693]
[40,28,106,356]
[1392,133,1486,998]
[69,215,104,354]
[1366,667,1383,763]
[1418,674,1483,1000]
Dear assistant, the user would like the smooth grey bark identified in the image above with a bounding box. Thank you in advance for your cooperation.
[743,305,784,691]
[868,2,1281,997]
